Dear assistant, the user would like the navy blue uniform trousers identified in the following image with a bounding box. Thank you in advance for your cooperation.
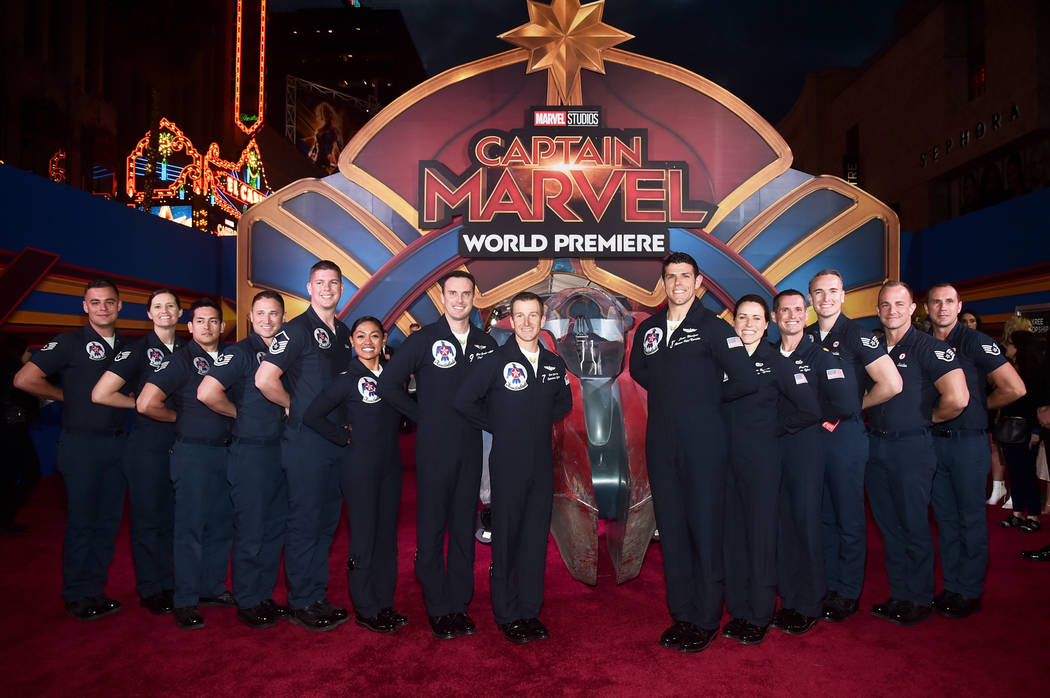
[931,431,991,598]
[228,440,287,609]
[724,449,779,627]
[123,429,175,598]
[866,432,936,605]
[341,451,401,618]
[779,426,826,618]
[57,430,126,602]
[170,440,233,608]
[821,416,868,600]
[282,425,342,609]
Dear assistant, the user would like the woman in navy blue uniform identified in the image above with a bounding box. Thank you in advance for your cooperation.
[722,295,784,646]
[304,317,418,634]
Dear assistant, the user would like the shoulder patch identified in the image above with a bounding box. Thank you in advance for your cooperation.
[860,336,880,349]
[213,353,233,367]
[114,350,131,362]
[154,360,170,372]
[269,330,290,355]
[934,348,957,363]
[40,341,58,352]
[981,343,1001,356]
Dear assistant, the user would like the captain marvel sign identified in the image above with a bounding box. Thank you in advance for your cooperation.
[419,107,716,258]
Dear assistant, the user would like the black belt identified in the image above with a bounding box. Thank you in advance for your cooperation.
[868,428,929,439]
[233,437,281,447]
[63,427,124,437]
[931,427,986,438]
[177,436,231,447]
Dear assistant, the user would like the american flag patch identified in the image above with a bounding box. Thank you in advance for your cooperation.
[826,368,844,380]
[726,336,743,348]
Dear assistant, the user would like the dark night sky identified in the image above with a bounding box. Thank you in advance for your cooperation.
[270,0,910,123]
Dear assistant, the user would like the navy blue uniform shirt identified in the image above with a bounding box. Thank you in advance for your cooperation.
[377,316,497,453]
[108,330,182,437]
[261,306,352,427]
[30,325,126,431]
[806,313,886,416]
[939,324,1008,430]
[866,327,958,432]
[146,341,232,442]
[725,341,781,460]
[209,334,284,442]
[303,358,411,454]
[453,340,572,466]
[629,300,758,436]
[775,338,855,433]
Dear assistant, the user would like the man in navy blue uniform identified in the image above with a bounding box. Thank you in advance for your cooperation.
[91,289,183,616]
[198,290,291,629]
[806,270,902,622]
[15,279,127,620]
[255,260,353,631]
[769,290,855,637]
[628,252,758,653]
[866,281,968,625]
[377,270,498,639]
[925,283,1024,618]
[138,298,235,629]
[454,292,572,644]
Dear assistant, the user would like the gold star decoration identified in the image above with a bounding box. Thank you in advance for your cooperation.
[499,0,633,106]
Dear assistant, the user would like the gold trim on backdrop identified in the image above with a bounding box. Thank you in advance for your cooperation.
[340,165,425,237]
[316,180,406,256]
[578,258,664,306]
[474,259,555,308]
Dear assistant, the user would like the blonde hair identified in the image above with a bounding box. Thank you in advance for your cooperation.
[1001,314,1032,344]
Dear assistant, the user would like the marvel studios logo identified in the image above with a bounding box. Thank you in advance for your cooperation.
[532,109,601,127]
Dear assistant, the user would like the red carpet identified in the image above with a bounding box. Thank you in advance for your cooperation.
[1,469,1046,697]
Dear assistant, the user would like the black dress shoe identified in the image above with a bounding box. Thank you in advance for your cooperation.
[497,619,532,644]
[379,607,409,627]
[659,620,694,649]
[316,598,349,626]
[737,622,771,645]
[237,604,276,629]
[999,514,1025,528]
[450,612,477,636]
[722,617,749,640]
[822,595,859,623]
[888,601,933,626]
[174,606,205,630]
[523,617,550,640]
[140,591,175,615]
[783,614,819,636]
[428,614,457,639]
[678,625,717,653]
[260,598,291,620]
[771,608,801,631]
[870,598,907,621]
[199,590,236,607]
[290,602,338,632]
[1019,518,1041,533]
[66,596,121,621]
[937,594,981,619]
[356,613,397,633]
[1020,544,1050,561]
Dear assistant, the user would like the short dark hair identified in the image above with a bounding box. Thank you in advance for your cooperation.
[879,280,914,303]
[773,289,807,312]
[252,290,284,311]
[350,315,383,333]
[926,282,959,302]
[189,297,222,322]
[84,278,119,297]
[148,288,181,308]
[661,251,699,276]
[734,294,770,322]
[808,269,843,292]
[309,260,342,279]
[510,291,544,313]
[439,269,476,291]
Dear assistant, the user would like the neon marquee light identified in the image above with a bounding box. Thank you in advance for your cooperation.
[234,0,267,136]
[125,118,204,202]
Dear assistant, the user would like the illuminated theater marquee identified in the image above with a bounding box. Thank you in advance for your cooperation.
[419,109,715,258]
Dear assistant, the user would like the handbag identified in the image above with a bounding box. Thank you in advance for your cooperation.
[992,415,1029,445]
